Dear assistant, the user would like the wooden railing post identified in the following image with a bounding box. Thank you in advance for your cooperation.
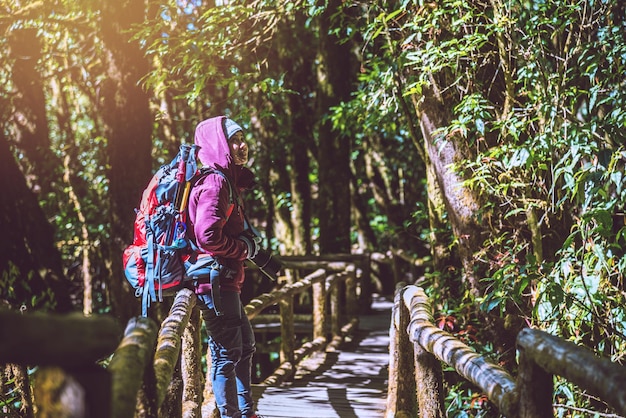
[403,285,517,417]
[516,338,553,418]
[312,272,327,341]
[345,265,358,325]
[153,288,196,409]
[359,253,373,313]
[403,286,445,418]
[386,283,416,417]
[385,286,398,418]
[109,317,159,418]
[181,304,203,418]
[279,295,295,366]
[328,274,341,340]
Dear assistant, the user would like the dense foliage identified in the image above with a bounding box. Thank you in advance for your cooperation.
[1,0,625,416]
[362,0,626,414]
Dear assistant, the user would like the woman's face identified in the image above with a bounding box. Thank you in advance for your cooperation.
[229,131,249,166]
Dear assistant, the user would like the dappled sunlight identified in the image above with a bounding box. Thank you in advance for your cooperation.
[252,294,392,417]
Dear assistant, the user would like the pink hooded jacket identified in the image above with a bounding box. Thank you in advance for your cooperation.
[187,116,255,293]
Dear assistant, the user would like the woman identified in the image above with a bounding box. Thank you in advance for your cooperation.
[187,116,261,418]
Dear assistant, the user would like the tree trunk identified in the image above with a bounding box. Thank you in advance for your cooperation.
[98,0,153,321]
[316,0,355,254]
[0,129,72,312]
[413,88,514,364]
[50,70,97,315]
[7,27,58,195]
[414,91,486,297]
[283,9,315,256]
[3,24,73,312]
[349,167,378,251]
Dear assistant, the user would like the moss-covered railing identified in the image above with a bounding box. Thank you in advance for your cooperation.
[387,284,626,418]
[0,257,365,417]
[111,260,362,417]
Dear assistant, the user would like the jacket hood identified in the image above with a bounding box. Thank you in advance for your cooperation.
[194,116,257,190]
[194,116,237,178]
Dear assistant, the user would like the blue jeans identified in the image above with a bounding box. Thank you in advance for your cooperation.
[197,291,256,418]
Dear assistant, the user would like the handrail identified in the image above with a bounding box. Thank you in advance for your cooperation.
[0,310,122,417]
[0,257,364,417]
[388,284,626,418]
[8,258,626,417]
[109,317,158,417]
[516,328,626,416]
[110,260,360,417]
[108,288,197,416]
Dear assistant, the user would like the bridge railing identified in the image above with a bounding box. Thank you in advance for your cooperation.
[387,284,626,418]
[0,257,364,417]
[0,309,121,417]
[107,258,362,417]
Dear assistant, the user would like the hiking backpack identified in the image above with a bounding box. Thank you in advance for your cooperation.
[122,144,200,316]
[122,144,239,317]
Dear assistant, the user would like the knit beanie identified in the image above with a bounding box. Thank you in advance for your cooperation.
[224,118,243,139]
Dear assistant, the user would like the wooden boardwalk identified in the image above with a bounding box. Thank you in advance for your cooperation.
[253,295,393,418]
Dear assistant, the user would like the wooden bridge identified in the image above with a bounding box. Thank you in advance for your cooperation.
[252,293,392,417]
[2,253,626,417]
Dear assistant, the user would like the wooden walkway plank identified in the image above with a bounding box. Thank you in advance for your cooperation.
[253,295,393,417]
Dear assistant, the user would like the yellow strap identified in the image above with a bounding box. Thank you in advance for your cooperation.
[179,182,192,212]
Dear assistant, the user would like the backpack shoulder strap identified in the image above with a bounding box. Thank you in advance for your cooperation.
[195,167,238,217]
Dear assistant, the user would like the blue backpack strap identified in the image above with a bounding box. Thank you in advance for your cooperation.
[185,145,199,182]
[143,220,158,317]
[142,281,151,317]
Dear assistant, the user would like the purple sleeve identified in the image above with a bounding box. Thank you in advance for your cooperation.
[189,174,247,261]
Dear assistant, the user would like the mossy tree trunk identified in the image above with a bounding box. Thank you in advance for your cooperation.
[415,91,486,298]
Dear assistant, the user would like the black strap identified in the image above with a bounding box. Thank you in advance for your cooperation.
[192,167,241,315]
[195,167,239,211]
